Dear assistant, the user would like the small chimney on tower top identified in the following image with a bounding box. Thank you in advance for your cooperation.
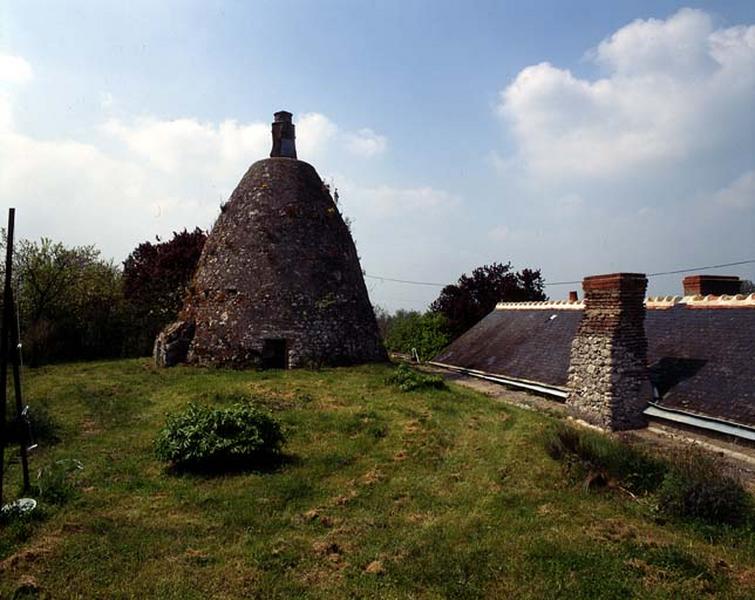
[271,111,297,159]
[568,290,579,303]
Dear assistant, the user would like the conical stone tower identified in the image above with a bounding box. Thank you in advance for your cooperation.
[154,111,386,368]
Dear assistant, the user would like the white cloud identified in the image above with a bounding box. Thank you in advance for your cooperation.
[0,51,426,313]
[0,93,13,132]
[296,115,388,159]
[591,8,715,76]
[99,92,114,110]
[340,182,458,219]
[488,225,510,241]
[497,8,755,180]
[0,54,33,85]
[296,112,338,158]
[0,68,392,261]
[102,116,269,179]
[556,193,584,211]
[489,8,755,298]
[715,170,755,209]
[344,128,387,157]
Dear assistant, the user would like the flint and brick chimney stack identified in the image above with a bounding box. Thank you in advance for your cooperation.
[271,110,297,159]
[566,273,650,430]
[682,275,740,296]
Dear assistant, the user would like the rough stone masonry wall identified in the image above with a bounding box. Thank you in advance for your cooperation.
[566,273,651,430]
[167,157,386,368]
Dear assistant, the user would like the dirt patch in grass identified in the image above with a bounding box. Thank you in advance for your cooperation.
[0,531,62,573]
[586,518,642,544]
[80,418,102,435]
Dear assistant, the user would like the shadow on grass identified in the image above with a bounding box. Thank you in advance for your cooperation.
[162,452,300,478]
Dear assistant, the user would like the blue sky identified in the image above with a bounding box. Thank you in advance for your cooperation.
[1,1,754,310]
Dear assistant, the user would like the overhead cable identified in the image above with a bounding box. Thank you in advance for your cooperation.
[364,258,755,289]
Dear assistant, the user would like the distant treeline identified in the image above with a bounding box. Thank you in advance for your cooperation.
[378,262,546,360]
[1,229,206,366]
[3,227,547,366]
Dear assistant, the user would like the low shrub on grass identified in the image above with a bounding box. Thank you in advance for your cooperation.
[34,458,84,505]
[658,445,751,526]
[154,402,285,472]
[386,363,447,392]
[546,424,753,525]
[545,423,666,494]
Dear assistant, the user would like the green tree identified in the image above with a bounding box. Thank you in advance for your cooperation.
[430,262,546,340]
[8,237,124,365]
[122,228,206,356]
[383,310,450,361]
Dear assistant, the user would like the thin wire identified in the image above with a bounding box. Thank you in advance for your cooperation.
[546,258,755,286]
[363,274,447,287]
[647,259,755,278]
[364,258,755,289]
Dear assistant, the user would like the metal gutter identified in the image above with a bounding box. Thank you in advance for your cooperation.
[427,361,569,399]
[427,362,755,443]
[644,403,755,443]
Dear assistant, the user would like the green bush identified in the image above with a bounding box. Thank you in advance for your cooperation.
[545,423,666,494]
[386,364,447,392]
[658,446,751,526]
[154,402,285,472]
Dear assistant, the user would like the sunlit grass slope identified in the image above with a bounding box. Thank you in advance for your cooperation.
[0,360,753,598]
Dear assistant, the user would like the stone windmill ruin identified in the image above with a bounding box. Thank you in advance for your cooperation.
[154,111,386,369]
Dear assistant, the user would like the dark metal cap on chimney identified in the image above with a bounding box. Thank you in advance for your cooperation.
[271,111,297,159]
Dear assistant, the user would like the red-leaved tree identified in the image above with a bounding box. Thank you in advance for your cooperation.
[122,228,206,355]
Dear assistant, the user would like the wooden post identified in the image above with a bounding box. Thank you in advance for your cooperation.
[10,289,30,491]
[0,208,16,504]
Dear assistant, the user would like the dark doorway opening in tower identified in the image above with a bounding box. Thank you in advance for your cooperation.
[262,339,288,369]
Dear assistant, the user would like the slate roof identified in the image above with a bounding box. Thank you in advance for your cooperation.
[646,306,755,426]
[434,301,755,427]
[433,308,581,388]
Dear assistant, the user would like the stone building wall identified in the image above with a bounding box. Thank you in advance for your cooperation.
[176,157,385,368]
[566,273,651,430]
[154,127,387,369]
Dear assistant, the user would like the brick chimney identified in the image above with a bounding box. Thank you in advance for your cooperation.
[566,273,650,430]
[568,290,579,303]
[682,275,740,296]
[270,111,297,159]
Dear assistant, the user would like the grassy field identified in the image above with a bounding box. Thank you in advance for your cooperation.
[0,359,753,599]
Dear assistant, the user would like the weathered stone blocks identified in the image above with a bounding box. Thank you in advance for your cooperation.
[153,320,195,368]
[155,142,386,368]
[566,273,651,430]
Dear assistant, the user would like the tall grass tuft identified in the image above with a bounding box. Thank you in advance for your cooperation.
[545,423,753,525]
[658,445,752,526]
[545,423,666,494]
[34,459,84,505]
